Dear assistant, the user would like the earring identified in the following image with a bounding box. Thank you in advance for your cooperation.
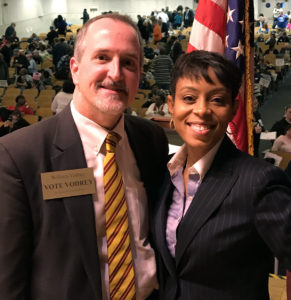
[226,121,238,135]
[169,118,175,129]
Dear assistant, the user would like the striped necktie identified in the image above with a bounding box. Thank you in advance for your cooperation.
[103,132,136,300]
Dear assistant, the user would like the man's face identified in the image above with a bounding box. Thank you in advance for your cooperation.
[70,18,141,127]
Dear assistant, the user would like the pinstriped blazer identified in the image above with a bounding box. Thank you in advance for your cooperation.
[152,136,291,300]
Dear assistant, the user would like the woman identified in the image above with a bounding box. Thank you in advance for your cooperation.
[152,51,291,300]
[272,124,291,152]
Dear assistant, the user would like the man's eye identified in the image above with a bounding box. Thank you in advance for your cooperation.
[96,55,107,61]
[183,95,195,102]
[124,59,137,70]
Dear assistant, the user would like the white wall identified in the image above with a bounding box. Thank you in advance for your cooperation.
[0,0,195,38]
[256,0,291,21]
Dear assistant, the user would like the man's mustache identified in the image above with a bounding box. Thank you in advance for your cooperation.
[96,79,128,94]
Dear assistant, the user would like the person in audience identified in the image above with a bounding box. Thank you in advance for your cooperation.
[183,6,194,28]
[27,33,40,43]
[4,23,16,41]
[46,26,59,46]
[272,2,283,29]
[287,19,291,32]
[252,96,266,157]
[265,32,276,48]
[276,10,289,31]
[41,69,53,86]
[0,110,30,137]
[55,47,73,80]
[81,8,90,25]
[153,18,162,43]
[38,44,50,60]
[32,71,44,91]
[26,53,38,75]
[272,124,291,152]
[32,49,43,65]
[256,33,265,43]
[173,10,182,29]
[0,40,12,67]
[7,94,34,115]
[277,31,290,43]
[145,93,169,116]
[0,53,8,81]
[15,68,33,89]
[52,38,69,67]
[152,50,291,300]
[151,46,173,90]
[13,49,29,73]
[271,104,291,137]
[0,13,168,300]
[257,22,269,34]
[51,79,75,114]
[54,15,67,35]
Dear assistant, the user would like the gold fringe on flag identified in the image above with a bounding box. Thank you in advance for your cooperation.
[244,0,254,155]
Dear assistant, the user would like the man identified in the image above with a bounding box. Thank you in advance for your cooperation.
[4,22,16,40]
[271,104,291,138]
[183,6,194,28]
[0,14,168,300]
[46,26,59,46]
[81,8,90,24]
[52,37,69,67]
[12,49,29,73]
[151,46,173,90]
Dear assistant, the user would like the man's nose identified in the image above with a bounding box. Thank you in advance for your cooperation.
[108,58,123,81]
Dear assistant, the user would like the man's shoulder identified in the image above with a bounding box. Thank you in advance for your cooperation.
[124,114,163,133]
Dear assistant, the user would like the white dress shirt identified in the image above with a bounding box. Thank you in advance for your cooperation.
[166,140,222,257]
[71,101,158,300]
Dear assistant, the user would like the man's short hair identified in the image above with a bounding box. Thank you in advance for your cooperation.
[74,13,144,67]
[170,50,242,101]
[285,104,291,112]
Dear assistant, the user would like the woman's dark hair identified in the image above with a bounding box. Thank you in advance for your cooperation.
[62,79,75,94]
[170,50,242,101]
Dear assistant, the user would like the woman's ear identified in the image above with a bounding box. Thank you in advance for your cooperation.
[168,95,174,115]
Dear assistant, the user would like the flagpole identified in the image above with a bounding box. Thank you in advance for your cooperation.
[244,0,254,155]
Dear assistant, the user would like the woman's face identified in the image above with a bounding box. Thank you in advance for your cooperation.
[168,68,238,156]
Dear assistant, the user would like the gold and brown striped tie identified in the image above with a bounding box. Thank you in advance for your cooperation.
[104,132,136,300]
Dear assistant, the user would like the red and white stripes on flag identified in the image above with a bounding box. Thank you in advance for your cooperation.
[187,0,227,53]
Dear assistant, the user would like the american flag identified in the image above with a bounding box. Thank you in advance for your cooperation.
[187,0,254,154]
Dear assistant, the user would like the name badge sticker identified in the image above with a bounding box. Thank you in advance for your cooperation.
[41,168,96,200]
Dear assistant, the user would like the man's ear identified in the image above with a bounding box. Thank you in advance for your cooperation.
[168,95,174,115]
[70,56,79,85]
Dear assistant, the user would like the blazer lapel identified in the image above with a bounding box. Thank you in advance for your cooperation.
[175,137,240,266]
[154,171,176,276]
[50,106,102,299]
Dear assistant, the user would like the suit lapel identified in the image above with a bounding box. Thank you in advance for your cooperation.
[154,171,176,276]
[50,106,102,299]
[175,137,239,266]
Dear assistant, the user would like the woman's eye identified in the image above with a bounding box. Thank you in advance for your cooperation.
[211,97,224,104]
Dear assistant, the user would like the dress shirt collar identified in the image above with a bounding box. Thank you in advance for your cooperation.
[70,100,125,154]
[168,138,223,181]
